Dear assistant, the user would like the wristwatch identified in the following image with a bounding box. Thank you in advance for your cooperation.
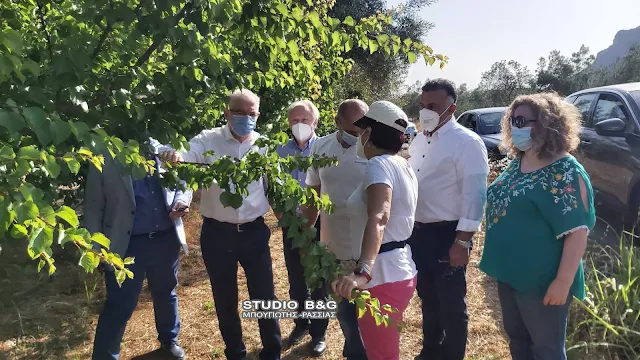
[455,239,472,249]
[354,263,372,284]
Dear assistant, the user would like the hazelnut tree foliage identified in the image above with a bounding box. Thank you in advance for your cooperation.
[0,0,446,327]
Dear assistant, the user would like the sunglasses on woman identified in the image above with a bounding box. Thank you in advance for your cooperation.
[510,115,537,129]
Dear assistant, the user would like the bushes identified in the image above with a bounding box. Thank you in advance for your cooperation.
[568,233,640,360]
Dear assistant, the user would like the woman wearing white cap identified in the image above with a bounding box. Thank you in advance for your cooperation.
[331,100,419,360]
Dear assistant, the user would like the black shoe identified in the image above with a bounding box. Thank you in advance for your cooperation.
[160,342,185,359]
[287,326,308,347]
[310,337,326,357]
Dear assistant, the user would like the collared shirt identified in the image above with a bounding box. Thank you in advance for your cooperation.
[276,135,318,187]
[131,157,174,235]
[277,135,317,215]
[180,125,270,224]
[306,131,368,260]
[408,117,489,232]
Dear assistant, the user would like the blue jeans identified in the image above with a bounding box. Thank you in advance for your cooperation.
[498,282,571,360]
[337,298,367,360]
[92,230,181,360]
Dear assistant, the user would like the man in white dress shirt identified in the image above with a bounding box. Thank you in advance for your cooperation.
[304,99,369,360]
[407,79,489,360]
[161,89,281,360]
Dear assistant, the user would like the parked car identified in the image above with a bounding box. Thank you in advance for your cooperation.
[456,107,507,158]
[565,82,640,227]
[405,122,418,143]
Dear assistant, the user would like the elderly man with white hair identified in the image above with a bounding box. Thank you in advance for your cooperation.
[275,100,328,356]
[161,89,281,360]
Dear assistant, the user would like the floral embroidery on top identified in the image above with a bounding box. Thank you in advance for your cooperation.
[486,157,581,230]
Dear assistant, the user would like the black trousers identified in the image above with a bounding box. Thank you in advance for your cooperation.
[408,221,468,360]
[200,216,282,360]
[281,217,329,339]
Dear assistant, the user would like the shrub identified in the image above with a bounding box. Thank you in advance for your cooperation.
[568,231,640,360]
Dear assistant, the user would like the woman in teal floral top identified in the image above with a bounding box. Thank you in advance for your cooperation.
[479,93,595,360]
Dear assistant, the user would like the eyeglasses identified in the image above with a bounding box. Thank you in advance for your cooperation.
[510,115,537,129]
[230,109,259,118]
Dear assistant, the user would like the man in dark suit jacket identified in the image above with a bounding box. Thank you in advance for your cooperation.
[84,138,192,360]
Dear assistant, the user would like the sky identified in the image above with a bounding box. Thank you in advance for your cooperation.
[387,0,640,90]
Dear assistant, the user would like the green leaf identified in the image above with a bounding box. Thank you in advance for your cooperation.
[343,16,355,26]
[9,224,28,238]
[55,206,79,228]
[219,191,243,209]
[17,145,41,160]
[64,157,81,175]
[15,200,39,223]
[39,205,56,226]
[70,121,90,138]
[291,7,304,22]
[44,155,61,178]
[37,259,46,273]
[355,297,366,318]
[307,11,322,28]
[275,3,289,17]
[368,39,379,54]
[1,29,23,54]
[0,110,26,134]
[22,107,52,145]
[57,225,71,246]
[123,256,135,265]
[28,226,53,257]
[22,59,40,76]
[79,251,101,271]
[0,145,15,160]
[115,269,126,286]
[407,52,417,64]
[51,120,72,145]
[91,232,111,249]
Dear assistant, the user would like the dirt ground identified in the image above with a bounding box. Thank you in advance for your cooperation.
[0,198,510,360]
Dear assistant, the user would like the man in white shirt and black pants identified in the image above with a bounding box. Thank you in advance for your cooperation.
[407,79,489,360]
[161,89,281,360]
[304,99,370,360]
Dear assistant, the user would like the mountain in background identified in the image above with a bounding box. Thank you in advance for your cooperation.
[593,25,640,68]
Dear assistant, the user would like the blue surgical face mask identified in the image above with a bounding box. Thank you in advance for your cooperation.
[511,127,533,151]
[231,115,257,137]
[341,130,358,147]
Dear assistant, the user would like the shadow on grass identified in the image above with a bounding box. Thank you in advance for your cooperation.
[0,242,104,360]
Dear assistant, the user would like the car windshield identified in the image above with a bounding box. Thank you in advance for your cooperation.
[405,124,417,133]
[478,112,504,135]
[632,90,640,109]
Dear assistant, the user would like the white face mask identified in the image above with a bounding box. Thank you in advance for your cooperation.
[292,122,313,142]
[356,131,369,158]
[419,105,451,132]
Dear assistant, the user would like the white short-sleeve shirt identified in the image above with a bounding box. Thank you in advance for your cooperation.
[347,154,418,289]
[306,131,368,260]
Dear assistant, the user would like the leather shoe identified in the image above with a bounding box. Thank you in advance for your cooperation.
[287,326,308,347]
[414,353,427,360]
[161,342,185,359]
[310,337,326,357]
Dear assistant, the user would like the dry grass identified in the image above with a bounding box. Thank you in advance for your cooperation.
[0,164,511,360]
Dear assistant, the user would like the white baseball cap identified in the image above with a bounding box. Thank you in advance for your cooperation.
[354,100,409,133]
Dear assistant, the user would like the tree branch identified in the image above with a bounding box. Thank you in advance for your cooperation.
[92,0,115,59]
[134,1,194,68]
[92,23,113,59]
[36,0,53,59]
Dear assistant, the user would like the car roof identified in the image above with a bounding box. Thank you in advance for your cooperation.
[569,82,640,96]
[465,107,507,115]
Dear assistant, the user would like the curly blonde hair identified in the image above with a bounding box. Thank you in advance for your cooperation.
[500,92,583,159]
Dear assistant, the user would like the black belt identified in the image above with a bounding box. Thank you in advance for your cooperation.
[204,216,264,233]
[131,227,174,239]
[414,220,458,229]
[379,240,407,254]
